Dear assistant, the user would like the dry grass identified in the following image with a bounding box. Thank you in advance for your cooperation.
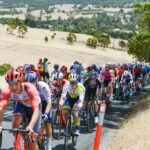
[109,96,150,150]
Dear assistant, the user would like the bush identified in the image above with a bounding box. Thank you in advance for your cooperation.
[44,36,48,42]
[87,38,97,49]
[0,64,13,76]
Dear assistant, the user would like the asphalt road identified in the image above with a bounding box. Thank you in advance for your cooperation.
[1,86,150,150]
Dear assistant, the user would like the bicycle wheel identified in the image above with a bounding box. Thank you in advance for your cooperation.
[87,111,93,133]
[64,117,71,150]
[72,127,78,146]
[52,109,63,139]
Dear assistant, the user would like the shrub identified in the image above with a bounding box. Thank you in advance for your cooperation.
[0,64,13,76]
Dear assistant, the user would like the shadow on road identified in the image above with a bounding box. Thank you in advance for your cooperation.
[103,88,150,129]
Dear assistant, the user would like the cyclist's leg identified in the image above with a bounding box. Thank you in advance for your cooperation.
[12,102,26,149]
[42,101,52,150]
[62,96,72,120]
[107,80,113,100]
[27,105,41,150]
[72,98,80,135]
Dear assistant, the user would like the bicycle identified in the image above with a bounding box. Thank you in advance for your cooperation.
[64,109,78,150]
[51,95,66,139]
[120,82,131,104]
[83,98,96,133]
[0,128,34,150]
[37,116,47,150]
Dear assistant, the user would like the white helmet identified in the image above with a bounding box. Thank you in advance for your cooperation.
[124,71,129,76]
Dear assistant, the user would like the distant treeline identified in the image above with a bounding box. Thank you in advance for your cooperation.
[2,0,145,9]
[0,12,136,40]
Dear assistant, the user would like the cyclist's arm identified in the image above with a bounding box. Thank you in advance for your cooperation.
[59,83,69,106]
[78,85,85,108]
[0,89,10,125]
[43,86,52,114]
[27,86,40,128]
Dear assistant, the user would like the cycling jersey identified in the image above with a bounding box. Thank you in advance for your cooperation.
[84,79,101,100]
[61,83,85,101]
[0,82,41,110]
[52,79,69,95]
[37,81,51,103]
[100,70,112,81]
[121,72,133,84]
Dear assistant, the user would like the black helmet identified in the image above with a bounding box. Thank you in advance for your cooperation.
[54,64,59,69]
[89,71,97,79]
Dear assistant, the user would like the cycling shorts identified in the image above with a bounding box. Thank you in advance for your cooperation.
[13,102,41,134]
[63,95,79,109]
[102,80,111,87]
[84,88,97,101]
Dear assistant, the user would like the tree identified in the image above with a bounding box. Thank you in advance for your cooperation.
[18,24,28,37]
[67,32,77,44]
[119,40,126,50]
[7,20,17,34]
[87,38,97,49]
[128,3,150,62]
[128,30,150,62]
[98,34,110,48]
[44,36,48,43]
[133,3,150,30]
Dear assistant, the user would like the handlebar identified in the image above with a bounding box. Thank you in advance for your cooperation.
[2,128,29,134]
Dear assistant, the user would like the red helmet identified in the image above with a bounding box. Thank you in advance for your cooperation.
[17,66,26,76]
[5,69,23,84]
[30,64,36,71]
[60,65,67,73]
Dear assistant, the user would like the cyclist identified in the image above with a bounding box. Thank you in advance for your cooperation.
[84,71,101,123]
[51,72,69,102]
[100,66,113,102]
[25,71,52,150]
[51,64,59,81]
[0,69,41,150]
[59,73,85,135]
[120,70,133,96]
[60,65,70,80]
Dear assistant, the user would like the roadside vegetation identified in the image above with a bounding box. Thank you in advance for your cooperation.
[0,64,13,76]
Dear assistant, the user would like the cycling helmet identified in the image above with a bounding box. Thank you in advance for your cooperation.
[6,69,22,84]
[54,64,59,70]
[86,66,92,72]
[25,71,38,83]
[60,65,67,73]
[69,73,78,84]
[30,64,36,71]
[73,64,82,72]
[89,71,97,79]
[124,71,129,76]
[74,61,79,65]
[24,64,31,73]
[105,66,110,71]
[54,72,64,80]
[83,70,88,79]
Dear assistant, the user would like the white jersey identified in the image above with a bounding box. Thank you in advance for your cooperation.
[37,81,51,103]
